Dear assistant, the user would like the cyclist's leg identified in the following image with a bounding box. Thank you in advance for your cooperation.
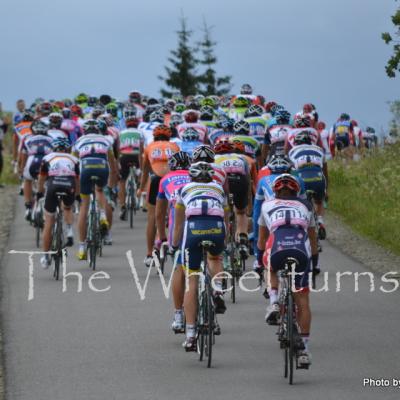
[144,176,161,259]
[78,196,90,242]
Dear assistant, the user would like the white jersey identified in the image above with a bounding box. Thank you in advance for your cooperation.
[177,122,208,142]
[289,144,325,170]
[138,121,160,147]
[319,129,332,160]
[258,198,314,233]
[47,129,69,141]
[176,181,227,218]
[41,152,79,177]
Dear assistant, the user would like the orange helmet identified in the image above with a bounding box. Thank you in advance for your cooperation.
[214,141,234,154]
[153,124,172,138]
[231,140,245,154]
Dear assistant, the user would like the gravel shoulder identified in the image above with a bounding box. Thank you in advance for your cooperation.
[0,186,17,400]
[326,210,400,275]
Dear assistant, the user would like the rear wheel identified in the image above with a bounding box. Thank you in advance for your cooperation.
[288,294,295,385]
[206,284,214,368]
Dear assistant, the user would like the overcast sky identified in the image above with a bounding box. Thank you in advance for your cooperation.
[1,0,399,130]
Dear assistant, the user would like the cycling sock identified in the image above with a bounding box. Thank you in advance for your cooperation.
[301,334,310,352]
[186,324,196,338]
[269,288,279,304]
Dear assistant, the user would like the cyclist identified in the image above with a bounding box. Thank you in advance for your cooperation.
[208,116,235,146]
[61,108,81,144]
[257,174,318,366]
[139,110,163,147]
[285,114,322,154]
[199,105,217,133]
[363,127,377,149]
[155,151,192,333]
[19,120,54,220]
[316,121,332,161]
[37,138,79,268]
[118,113,143,220]
[252,155,305,269]
[330,113,355,159]
[229,96,249,120]
[48,113,69,141]
[128,90,145,119]
[137,125,179,266]
[214,140,250,255]
[244,104,267,145]
[288,130,328,239]
[263,109,292,161]
[72,119,118,260]
[177,110,208,142]
[175,128,203,157]
[13,110,33,170]
[171,161,228,351]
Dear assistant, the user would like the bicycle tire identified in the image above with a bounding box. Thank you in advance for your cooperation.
[229,248,236,303]
[35,224,41,248]
[128,182,134,229]
[206,283,214,368]
[53,214,63,281]
[198,291,206,361]
[288,293,295,385]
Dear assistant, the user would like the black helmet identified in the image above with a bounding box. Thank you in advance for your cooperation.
[189,161,214,182]
[233,120,250,135]
[168,151,191,170]
[82,119,100,134]
[294,130,313,145]
[31,120,48,135]
[200,106,214,121]
[192,145,215,163]
[267,155,293,173]
[240,83,253,95]
[99,94,112,106]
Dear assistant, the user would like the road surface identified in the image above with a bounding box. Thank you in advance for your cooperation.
[2,198,400,399]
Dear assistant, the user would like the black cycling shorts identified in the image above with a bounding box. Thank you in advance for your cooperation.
[119,154,139,181]
[227,173,249,210]
[335,135,350,150]
[263,226,311,291]
[182,216,226,272]
[147,175,162,206]
[44,177,75,214]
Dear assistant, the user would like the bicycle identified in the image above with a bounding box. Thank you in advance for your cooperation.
[223,194,244,303]
[86,177,103,270]
[125,165,139,228]
[277,257,308,385]
[197,240,217,368]
[51,193,67,281]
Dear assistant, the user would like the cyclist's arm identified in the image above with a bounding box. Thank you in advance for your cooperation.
[107,149,118,187]
[18,152,27,174]
[323,162,328,190]
[172,204,185,247]
[139,155,150,192]
[308,227,318,256]
[12,133,19,163]
[38,161,48,194]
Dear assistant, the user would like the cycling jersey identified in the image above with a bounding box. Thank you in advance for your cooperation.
[245,116,267,144]
[208,129,235,146]
[288,144,325,171]
[229,135,260,159]
[119,128,143,155]
[61,119,81,144]
[158,169,191,244]
[264,125,292,156]
[14,121,32,142]
[228,107,247,121]
[21,134,54,180]
[285,128,321,151]
[48,128,69,142]
[175,139,203,157]
[40,152,79,178]
[332,120,354,148]
[143,141,180,178]
[177,122,208,142]
[214,153,249,176]
[176,181,227,219]
[139,121,161,147]
[73,134,114,195]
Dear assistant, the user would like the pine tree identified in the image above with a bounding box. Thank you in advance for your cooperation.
[159,15,199,97]
[197,19,232,96]
[382,3,400,77]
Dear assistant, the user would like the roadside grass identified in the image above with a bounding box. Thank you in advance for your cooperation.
[328,143,400,256]
[1,112,19,185]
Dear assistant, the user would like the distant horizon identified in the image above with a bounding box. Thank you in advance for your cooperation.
[1,0,400,132]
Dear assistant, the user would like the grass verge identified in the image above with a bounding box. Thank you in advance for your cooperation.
[328,143,400,256]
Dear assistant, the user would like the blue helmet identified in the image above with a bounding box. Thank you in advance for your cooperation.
[275,110,291,125]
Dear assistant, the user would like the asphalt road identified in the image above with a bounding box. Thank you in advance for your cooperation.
[2,198,400,400]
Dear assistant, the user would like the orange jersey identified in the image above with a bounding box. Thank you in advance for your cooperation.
[144,140,179,177]
[14,121,32,141]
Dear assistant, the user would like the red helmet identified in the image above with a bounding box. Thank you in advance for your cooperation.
[214,141,234,154]
[39,101,52,116]
[153,124,172,139]
[70,105,83,117]
[265,101,277,112]
[317,121,326,130]
[303,103,313,114]
[183,110,199,123]
[125,117,140,128]
[231,141,245,154]
[351,120,358,127]
[272,174,300,195]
